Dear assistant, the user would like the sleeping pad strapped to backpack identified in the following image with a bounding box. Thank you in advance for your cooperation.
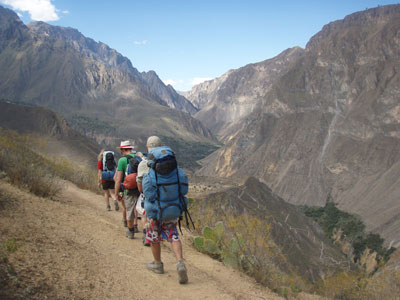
[102,151,116,181]
[142,146,189,222]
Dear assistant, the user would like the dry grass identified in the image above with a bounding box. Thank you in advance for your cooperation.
[190,198,309,298]
[0,128,98,198]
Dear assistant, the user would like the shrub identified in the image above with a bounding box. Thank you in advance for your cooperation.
[190,198,307,293]
[0,128,98,197]
[301,198,392,264]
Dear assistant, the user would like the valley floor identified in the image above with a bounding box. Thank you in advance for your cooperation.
[0,180,323,300]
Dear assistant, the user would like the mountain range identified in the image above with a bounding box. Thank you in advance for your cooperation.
[187,5,400,247]
[0,2,399,248]
[0,5,215,165]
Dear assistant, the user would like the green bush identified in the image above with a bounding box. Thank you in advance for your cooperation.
[301,196,392,263]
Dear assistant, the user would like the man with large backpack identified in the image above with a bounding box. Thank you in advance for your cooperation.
[114,140,140,239]
[140,136,189,284]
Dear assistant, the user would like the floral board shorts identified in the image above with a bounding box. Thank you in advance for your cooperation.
[145,219,179,244]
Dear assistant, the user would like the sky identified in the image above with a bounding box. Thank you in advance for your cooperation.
[1,0,399,91]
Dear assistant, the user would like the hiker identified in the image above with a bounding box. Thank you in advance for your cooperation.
[140,136,189,284]
[136,152,150,247]
[97,149,119,211]
[114,141,140,238]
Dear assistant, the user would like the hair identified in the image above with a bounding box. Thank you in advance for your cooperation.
[98,149,105,161]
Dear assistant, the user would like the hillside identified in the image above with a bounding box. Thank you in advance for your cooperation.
[185,46,304,139]
[0,101,100,167]
[0,5,217,162]
[193,177,352,285]
[1,179,320,300]
[192,5,400,246]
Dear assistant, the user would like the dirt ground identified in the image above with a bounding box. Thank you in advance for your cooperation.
[0,180,322,300]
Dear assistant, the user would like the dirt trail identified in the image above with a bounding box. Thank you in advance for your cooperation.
[0,181,318,300]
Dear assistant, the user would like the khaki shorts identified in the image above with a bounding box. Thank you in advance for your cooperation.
[123,194,138,221]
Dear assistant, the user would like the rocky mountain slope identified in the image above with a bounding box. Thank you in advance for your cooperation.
[0,5,215,156]
[195,177,352,284]
[0,101,100,167]
[192,5,400,246]
[26,21,197,115]
[140,70,198,115]
[185,47,304,138]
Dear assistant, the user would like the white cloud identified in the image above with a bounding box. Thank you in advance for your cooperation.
[163,79,177,86]
[1,0,62,21]
[134,40,148,45]
[191,77,212,86]
[162,79,184,87]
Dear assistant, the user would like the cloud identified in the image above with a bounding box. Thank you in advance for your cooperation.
[163,79,177,86]
[134,40,148,45]
[191,77,212,86]
[162,79,184,86]
[1,0,62,21]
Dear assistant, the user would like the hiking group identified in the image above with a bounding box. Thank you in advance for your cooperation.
[97,136,189,284]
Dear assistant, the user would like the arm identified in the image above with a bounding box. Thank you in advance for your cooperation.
[97,169,102,187]
[137,181,143,193]
[114,170,123,201]
[136,160,147,193]
[97,160,102,187]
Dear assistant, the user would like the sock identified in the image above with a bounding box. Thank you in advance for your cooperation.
[129,227,135,232]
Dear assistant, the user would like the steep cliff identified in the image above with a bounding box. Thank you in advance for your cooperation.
[185,47,304,138]
[194,5,400,246]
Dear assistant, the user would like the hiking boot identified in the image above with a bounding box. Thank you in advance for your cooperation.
[134,224,139,233]
[122,219,128,227]
[146,261,164,274]
[177,259,188,284]
[125,230,134,239]
[114,200,119,211]
[106,204,111,211]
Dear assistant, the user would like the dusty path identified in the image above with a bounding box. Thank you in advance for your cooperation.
[0,180,317,300]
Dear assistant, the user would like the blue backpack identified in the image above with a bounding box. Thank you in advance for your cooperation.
[142,146,189,221]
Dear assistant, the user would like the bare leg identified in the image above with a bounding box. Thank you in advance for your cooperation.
[140,216,147,229]
[127,220,134,228]
[104,190,110,206]
[120,198,127,221]
[109,189,116,201]
[171,240,183,260]
[151,242,162,262]
[133,208,138,226]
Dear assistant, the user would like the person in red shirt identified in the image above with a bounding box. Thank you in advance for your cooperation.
[97,149,119,211]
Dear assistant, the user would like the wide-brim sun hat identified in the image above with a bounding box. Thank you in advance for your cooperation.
[117,140,135,150]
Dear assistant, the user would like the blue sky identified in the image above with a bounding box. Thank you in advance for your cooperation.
[1,0,399,91]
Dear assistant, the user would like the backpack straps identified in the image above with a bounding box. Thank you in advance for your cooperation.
[176,169,195,233]
[154,168,163,234]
